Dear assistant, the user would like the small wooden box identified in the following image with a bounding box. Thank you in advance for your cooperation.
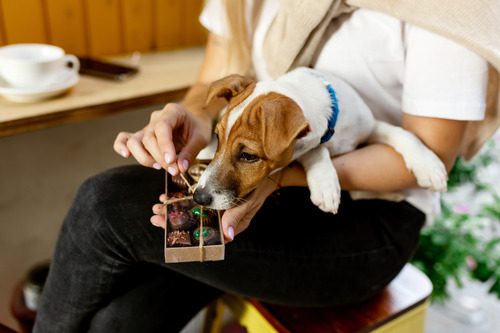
[164,164,225,263]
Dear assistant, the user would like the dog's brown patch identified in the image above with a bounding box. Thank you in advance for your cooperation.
[212,92,310,199]
[227,82,257,110]
[205,74,256,106]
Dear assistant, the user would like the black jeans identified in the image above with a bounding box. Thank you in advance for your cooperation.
[34,165,425,333]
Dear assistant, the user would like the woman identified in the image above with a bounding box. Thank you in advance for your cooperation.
[35,0,496,332]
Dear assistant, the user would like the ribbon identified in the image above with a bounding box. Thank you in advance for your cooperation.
[164,163,209,261]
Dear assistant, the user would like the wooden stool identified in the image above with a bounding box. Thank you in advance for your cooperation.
[10,281,36,333]
[0,323,17,333]
[204,264,432,333]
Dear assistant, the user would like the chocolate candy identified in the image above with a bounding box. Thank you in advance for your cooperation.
[169,192,192,209]
[168,210,197,231]
[193,226,220,246]
[167,231,192,247]
[191,206,208,218]
[171,175,189,191]
[187,164,207,182]
[165,190,221,248]
[191,206,217,225]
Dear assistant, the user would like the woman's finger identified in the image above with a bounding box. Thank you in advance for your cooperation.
[113,132,132,158]
[154,123,181,175]
[155,104,185,166]
[177,132,209,173]
[150,215,166,229]
[126,133,157,167]
[221,200,259,242]
[152,203,165,215]
[221,177,279,242]
[141,129,165,170]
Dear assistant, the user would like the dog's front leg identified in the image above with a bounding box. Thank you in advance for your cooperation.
[298,146,341,214]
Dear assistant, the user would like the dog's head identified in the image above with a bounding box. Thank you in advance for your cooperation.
[194,74,310,209]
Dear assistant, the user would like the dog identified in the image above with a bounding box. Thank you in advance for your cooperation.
[193,67,447,213]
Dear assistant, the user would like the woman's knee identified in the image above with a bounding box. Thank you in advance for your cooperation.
[78,165,160,204]
[59,165,164,254]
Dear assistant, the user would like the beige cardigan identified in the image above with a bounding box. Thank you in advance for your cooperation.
[223,0,500,160]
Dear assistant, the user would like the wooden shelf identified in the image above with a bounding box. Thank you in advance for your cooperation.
[0,47,205,137]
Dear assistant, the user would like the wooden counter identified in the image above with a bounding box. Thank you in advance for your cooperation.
[0,47,205,137]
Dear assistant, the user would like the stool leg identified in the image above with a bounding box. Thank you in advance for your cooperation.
[372,301,429,333]
[222,295,279,333]
[203,298,225,333]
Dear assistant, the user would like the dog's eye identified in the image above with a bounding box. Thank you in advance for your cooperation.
[239,152,260,163]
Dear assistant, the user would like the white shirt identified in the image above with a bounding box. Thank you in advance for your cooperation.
[200,0,489,221]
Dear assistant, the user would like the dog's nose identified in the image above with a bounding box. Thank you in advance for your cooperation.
[193,188,213,206]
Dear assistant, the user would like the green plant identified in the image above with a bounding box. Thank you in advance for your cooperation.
[411,139,500,302]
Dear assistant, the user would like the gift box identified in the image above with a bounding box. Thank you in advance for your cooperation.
[164,162,225,263]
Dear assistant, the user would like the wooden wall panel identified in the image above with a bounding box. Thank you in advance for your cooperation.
[121,0,154,53]
[154,0,183,50]
[85,0,122,56]
[181,0,207,47]
[1,0,47,44]
[45,0,87,55]
[0,0,205,54]
[0,1,5,46]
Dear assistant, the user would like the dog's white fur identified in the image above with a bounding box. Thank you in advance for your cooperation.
[198,67,447,213]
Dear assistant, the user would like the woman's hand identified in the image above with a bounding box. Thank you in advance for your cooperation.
[150,174,281,242]
[219,176,279,240]
[113,103,212,175]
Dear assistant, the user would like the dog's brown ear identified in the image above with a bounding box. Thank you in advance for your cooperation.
[258,94,310,163]
[205,74,255,106]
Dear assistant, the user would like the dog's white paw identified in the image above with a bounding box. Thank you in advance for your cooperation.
[405,148,448,192]
[299,147,342,214]
[308,174,341,214]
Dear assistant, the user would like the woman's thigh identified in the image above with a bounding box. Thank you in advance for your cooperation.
[171,187,425,306]
[82,165,425,307]
[88,264,222,333]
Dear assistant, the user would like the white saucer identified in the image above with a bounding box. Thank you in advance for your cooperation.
[0,69,79,103]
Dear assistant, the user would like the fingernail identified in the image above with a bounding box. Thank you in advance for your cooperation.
[152,163,161,170]
[167,166,177,176]
[150,216,159,226]
[165,153,174,164]
[181,159,189,172]
[227,226,234,240]
[120,149,128,158]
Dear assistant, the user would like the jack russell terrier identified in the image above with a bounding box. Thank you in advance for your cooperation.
[193,67,447,214]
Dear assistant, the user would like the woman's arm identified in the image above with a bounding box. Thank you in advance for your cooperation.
[282,114,467,191]
[113,33,229,173]
[181,33,231,120]
[152,111,468,238]
[195,114,468,241]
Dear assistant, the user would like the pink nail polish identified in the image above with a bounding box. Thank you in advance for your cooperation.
[227,226,235,240]
[165,153,174,164]
[181,160,189,171]
[120,149,128,158]
[167,167,177,176]
[150,217,158,226]
[153,163,161,170]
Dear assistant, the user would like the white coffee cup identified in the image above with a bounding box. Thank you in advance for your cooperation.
[0,44,80,88]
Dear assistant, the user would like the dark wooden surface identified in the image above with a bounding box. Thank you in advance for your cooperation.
[0,323,16,333]
[251,265,432,333]
[0,88,186,137]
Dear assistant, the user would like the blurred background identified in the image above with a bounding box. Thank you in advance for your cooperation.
[0,0,207,330]
[0,0,499,332]
[0,0,206,57]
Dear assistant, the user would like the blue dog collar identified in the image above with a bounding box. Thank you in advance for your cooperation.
[320,82,339,144]
[307,69,340,144]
